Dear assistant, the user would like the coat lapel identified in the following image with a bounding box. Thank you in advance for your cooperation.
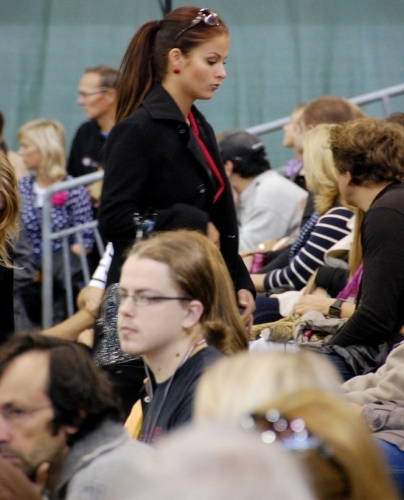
[143,83,216,190]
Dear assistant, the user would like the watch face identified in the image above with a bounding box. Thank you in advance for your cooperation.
[328,306,340,318]
[328,299,343,318]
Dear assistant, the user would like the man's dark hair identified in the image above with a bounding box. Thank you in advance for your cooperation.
[0,334,123,445]
[0,111,4,136]
[219,129,271,179]
[231,152,271,179]
[329,118,404,186]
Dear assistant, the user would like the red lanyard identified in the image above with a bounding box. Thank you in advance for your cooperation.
[188,111,224,203]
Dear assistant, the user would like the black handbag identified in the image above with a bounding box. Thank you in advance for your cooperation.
[92,283,145,418]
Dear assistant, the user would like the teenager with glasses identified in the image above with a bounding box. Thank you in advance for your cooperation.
[117,230,247,444]
[98,6,255,327]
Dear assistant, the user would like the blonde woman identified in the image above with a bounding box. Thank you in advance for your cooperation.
[18,119,94,263]
[194,352,399,499]
[248,390,399,500]
[251,124,354,324]
[194,349,343,426]
[0,151,19,341]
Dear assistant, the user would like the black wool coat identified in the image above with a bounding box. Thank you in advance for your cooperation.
[98,82,254,294]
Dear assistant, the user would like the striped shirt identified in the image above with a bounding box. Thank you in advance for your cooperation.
[264,206,354,291]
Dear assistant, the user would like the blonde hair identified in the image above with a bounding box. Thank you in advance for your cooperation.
[127,230,248,354]
[255,389,399,500]
[0,151,19,267]
[303,124,342,215]
[194,350,342,425]
[18,119,66,182]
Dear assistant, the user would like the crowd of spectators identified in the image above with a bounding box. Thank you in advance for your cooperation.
[1,4,404,499]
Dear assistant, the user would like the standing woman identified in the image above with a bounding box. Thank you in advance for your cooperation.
[98,6,255,320]
[0,151,19,342]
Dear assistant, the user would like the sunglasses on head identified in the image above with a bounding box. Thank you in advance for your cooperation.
[174,8,219,41]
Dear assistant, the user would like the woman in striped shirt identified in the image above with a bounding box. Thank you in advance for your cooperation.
[252,124,353,323]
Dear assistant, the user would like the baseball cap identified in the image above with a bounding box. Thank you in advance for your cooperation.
[219,129,265,162]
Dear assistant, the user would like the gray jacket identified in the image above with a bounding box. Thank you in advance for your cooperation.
[53,420,150,499]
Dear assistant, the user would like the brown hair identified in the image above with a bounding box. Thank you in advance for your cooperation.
[386,112,404,129]
[329,118,404,186]
[116,6,228,122]
[85,64,119,88]
[302,96,365,128]
[254,389,399,500]
[0,151,19,268]
[0,334,123,445]
[127,230,247,354]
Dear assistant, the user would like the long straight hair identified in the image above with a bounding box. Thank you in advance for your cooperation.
[0,151,19,268]
[116,6,228,122]
[127,230,248,354]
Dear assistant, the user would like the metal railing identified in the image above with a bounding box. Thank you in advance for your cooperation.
[41,171,104,328]
[246,82,404,137]
[40,82,404,328]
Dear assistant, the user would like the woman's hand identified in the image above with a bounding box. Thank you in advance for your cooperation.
[70,243,85,257]
[293,295,334,316]
[237,289,256,335]
[77,286,105,317]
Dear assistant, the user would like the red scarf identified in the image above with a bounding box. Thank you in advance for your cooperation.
[188,111,224,203]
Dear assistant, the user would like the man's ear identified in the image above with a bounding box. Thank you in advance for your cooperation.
[224,159,234,178]
[106,88,117,105]
[182,300,204,330]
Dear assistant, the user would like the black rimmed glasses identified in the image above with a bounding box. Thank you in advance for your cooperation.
[113,288,192,307]
[174,8,219,41]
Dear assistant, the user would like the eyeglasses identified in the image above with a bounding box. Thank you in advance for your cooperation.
[0,404,52,426]
[241,409,351,496]
[78,87,109,98]
[113,288,192,307]
[174,8,219,41]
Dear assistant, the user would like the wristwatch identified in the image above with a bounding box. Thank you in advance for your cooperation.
[328,298,345,318]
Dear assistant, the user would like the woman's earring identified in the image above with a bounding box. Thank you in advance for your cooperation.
[173,68,180,74]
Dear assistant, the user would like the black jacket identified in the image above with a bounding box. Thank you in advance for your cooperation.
[98,83,254,294]
[67,120,106,178]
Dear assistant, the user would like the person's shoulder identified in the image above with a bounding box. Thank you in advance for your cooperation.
[370,182,404,214]
[322,205,354,218]
[193,346,224,367]
[259,170,307,194]
[78,119,100,132]
[18,175,33,188]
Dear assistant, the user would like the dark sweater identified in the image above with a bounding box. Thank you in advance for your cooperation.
[327,182,404,347]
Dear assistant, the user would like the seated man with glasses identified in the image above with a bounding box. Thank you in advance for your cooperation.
[0,334,149,499]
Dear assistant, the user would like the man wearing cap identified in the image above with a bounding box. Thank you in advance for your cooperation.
[219,129,307,252]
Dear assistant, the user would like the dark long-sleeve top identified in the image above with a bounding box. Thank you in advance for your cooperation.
[327,182,404,347]
[67,120,107,178]
[263,206,353,291]
[98,82,254,294]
